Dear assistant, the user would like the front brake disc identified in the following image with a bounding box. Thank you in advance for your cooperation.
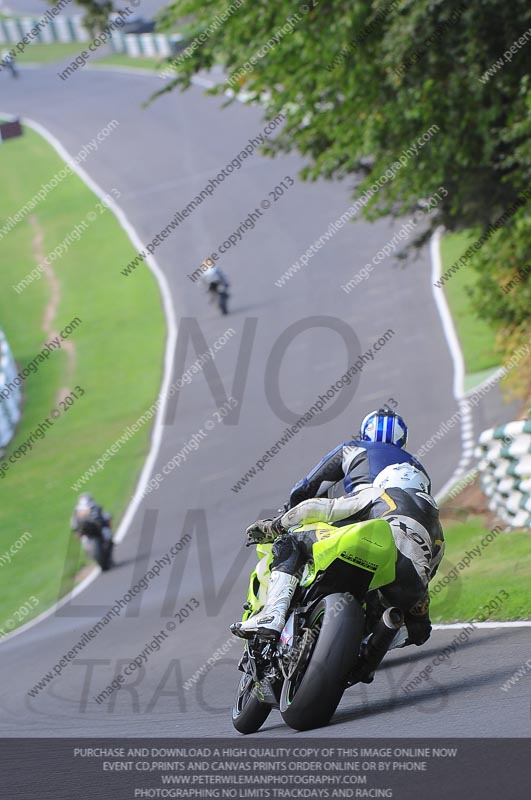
[281,627,315,680]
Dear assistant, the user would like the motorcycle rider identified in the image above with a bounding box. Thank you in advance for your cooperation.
[1,49,18,79]
[71,493,113,544]
[289,407,430,505]
[231,463,444,658]
[200,262,229,303]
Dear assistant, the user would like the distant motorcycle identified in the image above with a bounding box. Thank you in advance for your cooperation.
[77,519,113,571]
[1,51,18,78]
[208,281,229,315]
[200,264,230,315]
[232,518,407,733]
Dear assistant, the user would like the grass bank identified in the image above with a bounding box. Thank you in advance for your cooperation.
[14,43,86,64]
[0,126,165,634]
[431,510,530,623]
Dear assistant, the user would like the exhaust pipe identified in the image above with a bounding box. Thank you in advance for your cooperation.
[354,607,404,683]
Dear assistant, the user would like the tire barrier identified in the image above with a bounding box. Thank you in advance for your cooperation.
[0,15,89,45]
[0,330,22,449]
[475,419,531,528]
[0,15,184,60]
[109,31,184,58]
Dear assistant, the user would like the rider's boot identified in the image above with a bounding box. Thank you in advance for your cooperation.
[352,607,404,684]
[231,570,298,639]
[404,592,432,645]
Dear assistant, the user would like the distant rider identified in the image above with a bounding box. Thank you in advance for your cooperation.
[200,263,229,303]
[1,50,18,78]
[231,463,445,657]
[71,493,113,544]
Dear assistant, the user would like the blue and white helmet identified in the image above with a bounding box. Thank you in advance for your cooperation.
[360,408,408,448]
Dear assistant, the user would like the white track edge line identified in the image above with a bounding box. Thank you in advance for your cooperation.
[432,621,531,629]
[431,227,475,503]
[0,112,177,646]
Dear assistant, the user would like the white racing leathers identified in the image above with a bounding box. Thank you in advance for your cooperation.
[276,484,445,643]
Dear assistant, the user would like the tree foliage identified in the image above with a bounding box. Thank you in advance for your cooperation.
[69,0,114,36]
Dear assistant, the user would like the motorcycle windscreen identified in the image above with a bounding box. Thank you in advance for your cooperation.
[296,519,397,590]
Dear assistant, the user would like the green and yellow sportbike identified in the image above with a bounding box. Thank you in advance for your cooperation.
[232,518,407,733]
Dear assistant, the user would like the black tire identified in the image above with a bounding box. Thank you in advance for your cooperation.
[232,672,272,734]
[280,592,364,731]
[94,539,113,571]
[102,541,114,571]
[218,292,229,315]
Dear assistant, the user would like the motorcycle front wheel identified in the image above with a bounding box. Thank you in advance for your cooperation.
[231,671,272,734]
[280,592,364,731]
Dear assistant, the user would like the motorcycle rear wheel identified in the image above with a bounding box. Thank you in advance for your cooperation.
[280,592,364,731]
[232,672,272,734]
[95,539,113,571]
[218,291,229,315]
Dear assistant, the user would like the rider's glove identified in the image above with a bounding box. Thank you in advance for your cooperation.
[245,516,285,546]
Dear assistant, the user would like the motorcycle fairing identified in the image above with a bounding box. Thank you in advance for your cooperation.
[242,520,396,622]
[299,519,397,591]
[243,543,273,620]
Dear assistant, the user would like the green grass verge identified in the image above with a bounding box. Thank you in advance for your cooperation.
[93,53,163,71]
[431,515,530,623]
[463,366,500,393]
[0,127,165,634]
[14,43,86,64]
[439,231,500,376]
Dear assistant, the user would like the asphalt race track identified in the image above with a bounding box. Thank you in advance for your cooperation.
[0,64,528,738]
